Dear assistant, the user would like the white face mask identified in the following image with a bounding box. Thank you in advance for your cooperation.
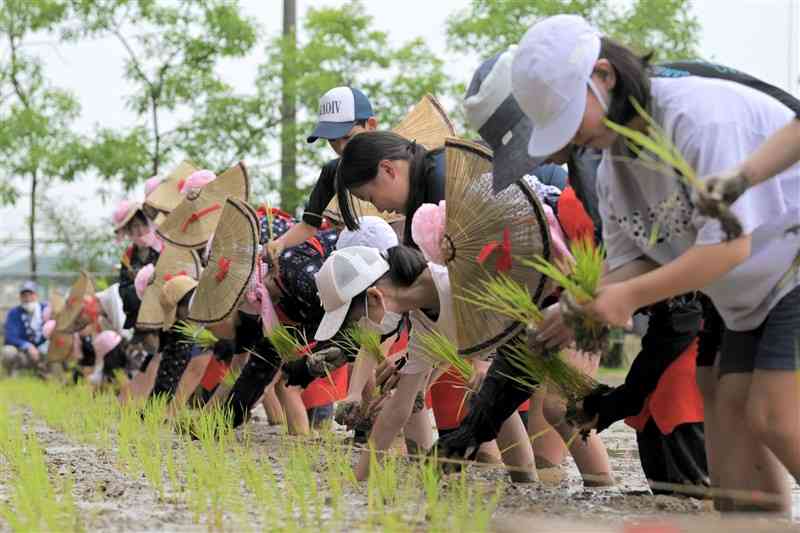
[360,295,402,335]
[587,78,609,113]
[21,302,37,314]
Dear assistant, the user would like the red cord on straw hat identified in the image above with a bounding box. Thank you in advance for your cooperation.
[177,178,186,192]
[216,257,231,282]
[163,270,188,282]
[476,227,512,273]
[181,203,222,232]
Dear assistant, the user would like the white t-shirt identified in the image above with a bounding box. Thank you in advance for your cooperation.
[598,76,800,331]
[403,263,457,375]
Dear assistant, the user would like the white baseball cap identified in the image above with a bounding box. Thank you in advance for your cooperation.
[313,246,389,341]
[336,216,399,253]
[307,86,374,143]
[511,15,601,158]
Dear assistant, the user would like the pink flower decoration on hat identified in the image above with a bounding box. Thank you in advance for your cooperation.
[179,169,216,194]
[92,330,122,360]
[411,201,447,265]
[43,320,56,339]
[145,176,162,197]
[112,199,135,227]
[135,263,155,300]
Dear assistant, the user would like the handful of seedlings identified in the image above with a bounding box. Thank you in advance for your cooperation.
[605,98,742,241]
[336,324,385,364]
[174,321,219,349]
[418,330,474,383]
[461,273,598,402]
[265,323,304,363]
[526,237,610,354]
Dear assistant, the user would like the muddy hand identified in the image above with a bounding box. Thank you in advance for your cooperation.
[307,347,347,378]
[704,167,750,206]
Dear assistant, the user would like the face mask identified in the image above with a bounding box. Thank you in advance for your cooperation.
[360,295,402,335]
[21,302,37,314]
[587,78,609,113]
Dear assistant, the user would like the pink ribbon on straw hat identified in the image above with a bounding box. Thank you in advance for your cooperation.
[144,175,162,198]
[179,169,216,194]
[244,256,280,333]
[134,263,156,300]
[411,201,447,265]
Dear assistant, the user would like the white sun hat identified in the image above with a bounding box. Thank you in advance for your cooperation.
[511,14,602,158]
[336,216,399,253]
[313,245,389,341]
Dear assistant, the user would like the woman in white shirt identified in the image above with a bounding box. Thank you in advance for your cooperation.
[512,14,800,512]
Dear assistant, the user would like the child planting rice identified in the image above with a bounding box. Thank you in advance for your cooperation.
[513,14,800,512]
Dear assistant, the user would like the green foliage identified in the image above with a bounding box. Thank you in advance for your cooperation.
[41,199,123,276]
[446,0,700,60]
[257,0,455,211]
[69,0,259,182]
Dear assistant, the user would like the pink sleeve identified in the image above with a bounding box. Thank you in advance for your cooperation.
[544,204,573,263]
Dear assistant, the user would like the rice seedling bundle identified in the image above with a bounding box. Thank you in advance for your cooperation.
[337,324,385,364]
[604,98,742,241]
[417,330,474,383]
[525,236,609,353]
[174,321,219,349]
[501,340,598,403]
[265,322,304,363]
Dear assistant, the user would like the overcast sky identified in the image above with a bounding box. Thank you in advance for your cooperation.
[2,0,799,263]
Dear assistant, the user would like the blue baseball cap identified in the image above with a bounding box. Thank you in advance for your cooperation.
[307,87,374,143]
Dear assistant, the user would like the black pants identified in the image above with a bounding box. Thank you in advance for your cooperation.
[226,338,281,428]
[636,420,709,496]
[150,344,192,401]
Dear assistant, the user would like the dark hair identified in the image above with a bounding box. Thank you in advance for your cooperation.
[343,245,427,324]
[335,131,433,236]
[599,37,653,125]
[127,209,149,229]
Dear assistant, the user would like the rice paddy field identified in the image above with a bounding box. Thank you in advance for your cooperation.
[0,376,798,532]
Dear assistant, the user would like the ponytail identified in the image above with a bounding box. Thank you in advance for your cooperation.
[383,245,427,287]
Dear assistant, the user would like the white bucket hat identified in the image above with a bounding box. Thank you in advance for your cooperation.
[313,246,389,341]
[511,14,602,158]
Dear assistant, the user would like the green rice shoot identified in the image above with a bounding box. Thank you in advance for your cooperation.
[266,323,304,363]
[524,236,603,304]
[174,321,219,350]
[338,325,384,364]
[418,330,474,383]
[604,98,702,191]
[459,274,544,326]
[501,340,597,402]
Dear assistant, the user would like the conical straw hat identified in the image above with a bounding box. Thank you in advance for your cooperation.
[441,137,552,357]
[145,160,199,213]
[156,162,250,249]
[189,198,259,324]
[323,95,456,227]
[136,244,202,330]
[47,331,74,363]
[48,291,65,317]
[392,94,455,150]
[55,272,94,333]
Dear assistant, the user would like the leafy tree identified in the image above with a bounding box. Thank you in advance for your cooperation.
[0,0,90,276]
[447,0,700,60]
[258,0,454,212]
[68,0,258,187]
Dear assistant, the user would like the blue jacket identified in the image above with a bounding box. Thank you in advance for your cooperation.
[4,303,47,350]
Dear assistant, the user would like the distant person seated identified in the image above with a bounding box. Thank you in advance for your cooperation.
[2,281,48,375]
